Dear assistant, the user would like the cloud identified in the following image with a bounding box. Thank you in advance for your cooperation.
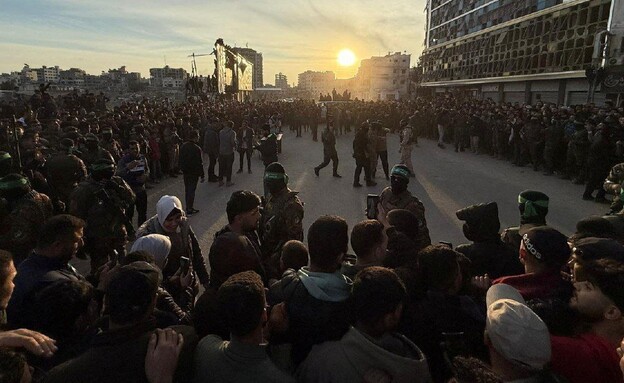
[0,0,427,83]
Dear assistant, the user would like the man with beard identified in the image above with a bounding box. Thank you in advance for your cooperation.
[259,162,304,280]
[378,165,431,250]
[208,190,266,288]
[550,245,624,383]
[7,214,85,329]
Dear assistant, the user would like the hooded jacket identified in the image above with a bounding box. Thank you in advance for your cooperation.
[267,268,351,367]
[298,326,432,383]
[130,234,171,270]
[136,195,209,286]
[455,202,524,279]
[208,225,266,289]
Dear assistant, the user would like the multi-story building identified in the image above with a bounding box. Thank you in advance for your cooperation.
[33,65,60,83]
[298,70,336,96]
[149,66,187,87]
[59,68,86,87]
[275,72,288,89]
[231,47,263,89]
[352,52,411,101]
[19,65,38,84]
[419,0,624,105]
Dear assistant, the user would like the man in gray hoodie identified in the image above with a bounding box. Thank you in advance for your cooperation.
[267,215,351,367]
[298,267,432,383]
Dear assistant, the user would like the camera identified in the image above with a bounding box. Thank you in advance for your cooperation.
[366,194,380,220]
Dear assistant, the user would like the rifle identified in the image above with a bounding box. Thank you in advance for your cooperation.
[11,115,22,173]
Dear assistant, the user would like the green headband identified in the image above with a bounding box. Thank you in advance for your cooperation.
[518,195,549,218]
[264,172,286,181]
[391,166,410,179]
[0,177,29,190]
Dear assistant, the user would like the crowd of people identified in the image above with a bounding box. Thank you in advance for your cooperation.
[1,88,624,382]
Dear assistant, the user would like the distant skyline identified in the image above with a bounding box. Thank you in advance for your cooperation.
[0,1,427,85]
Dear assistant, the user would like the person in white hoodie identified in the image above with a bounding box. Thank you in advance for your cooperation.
[298,267,433,383]
[136,195,210,301]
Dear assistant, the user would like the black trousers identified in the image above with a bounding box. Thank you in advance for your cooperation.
[354,157,371,183]
[219,153,234,182]
[184,174,199,210]
[238,149,252,171]
[127,189,147,227]
[375,150,389,178]
[316,150,339,174]
[207,153,218,179]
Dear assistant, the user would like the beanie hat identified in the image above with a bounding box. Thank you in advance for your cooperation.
[521,226,570,267]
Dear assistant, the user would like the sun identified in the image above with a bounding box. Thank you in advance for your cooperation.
[337,49,356,66]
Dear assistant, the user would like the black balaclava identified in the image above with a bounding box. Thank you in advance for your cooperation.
[390,165,410,195]
[265,162,288,195]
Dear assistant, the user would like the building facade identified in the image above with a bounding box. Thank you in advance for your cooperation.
[33,66,60,83]
[150,66,188,87]
[275,72,288,89]
[59,68,86,87]
[231,47,263,89]
[353,52,411,101]
[419,0,624,105]
[298,70,336,96]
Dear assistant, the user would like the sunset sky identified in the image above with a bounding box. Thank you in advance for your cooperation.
[1,0,427,85]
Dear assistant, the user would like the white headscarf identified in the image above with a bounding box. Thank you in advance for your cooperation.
[156,195,184,227]
[130,234,171,270]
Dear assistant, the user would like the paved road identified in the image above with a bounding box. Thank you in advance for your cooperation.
[142,127,608,254]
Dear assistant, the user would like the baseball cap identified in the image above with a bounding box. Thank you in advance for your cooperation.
[521,226,570,266]
[486,284,551,371]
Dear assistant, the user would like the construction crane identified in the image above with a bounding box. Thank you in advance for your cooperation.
[187,52,212,77]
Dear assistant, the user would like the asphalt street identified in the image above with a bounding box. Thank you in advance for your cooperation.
[143,127,608,253]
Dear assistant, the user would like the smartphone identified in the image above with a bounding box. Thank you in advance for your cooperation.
[179,256,190,274]
[366,194,380,219]
[110,250,119,266]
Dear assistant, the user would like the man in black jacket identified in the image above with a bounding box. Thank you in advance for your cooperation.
[179,131,204,215]
[352,123,375,187]
[202,120,220,182]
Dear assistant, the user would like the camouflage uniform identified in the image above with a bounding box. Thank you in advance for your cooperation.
[0,188,53,264]
[259,187,304,279]
[100,137,122,162]
[69,176,135,272]
[44,152,87,213]
[379,186,431,249]
[604,163,624,214]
